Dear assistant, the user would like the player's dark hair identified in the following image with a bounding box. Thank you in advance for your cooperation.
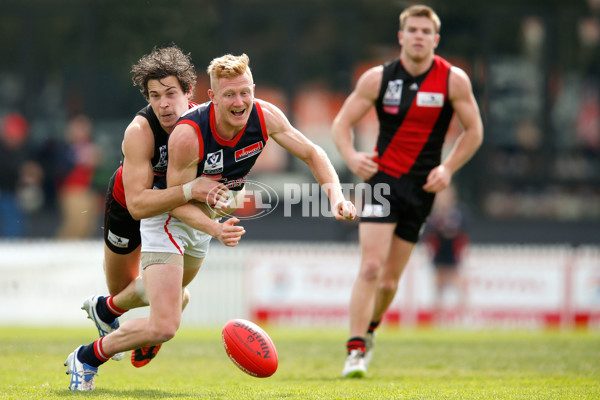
[131,44,197,99]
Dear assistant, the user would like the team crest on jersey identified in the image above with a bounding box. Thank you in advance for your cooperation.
[417,92,444,107]
[203,149,224,174]
[382,79,403,114]
[154,145,168,173]
[235,141,264,162]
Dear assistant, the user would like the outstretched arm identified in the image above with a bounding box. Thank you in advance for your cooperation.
[260,101,356,221]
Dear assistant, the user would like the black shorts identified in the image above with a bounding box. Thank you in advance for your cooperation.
[432,239,460,267]
[103,171,140,255]
[360,172,435,243]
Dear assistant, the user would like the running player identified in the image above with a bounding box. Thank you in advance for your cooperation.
[332,5,483,377]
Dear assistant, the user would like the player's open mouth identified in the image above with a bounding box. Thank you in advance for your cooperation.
[231,110,245,117]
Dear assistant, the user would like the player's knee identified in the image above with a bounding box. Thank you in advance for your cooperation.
[379,279,398,296]
[360,259,382,281]
[149,321,180,344]
[158,327,178,343]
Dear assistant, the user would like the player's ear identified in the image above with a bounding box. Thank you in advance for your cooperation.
[208,89,215,101]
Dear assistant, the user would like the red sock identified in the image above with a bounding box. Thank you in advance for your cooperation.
[346,337,366,354]
[106,296,126,316]
[77,337,110,367]
[94,337,112,362]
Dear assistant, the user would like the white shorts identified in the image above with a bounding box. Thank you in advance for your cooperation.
[140,212,212,259]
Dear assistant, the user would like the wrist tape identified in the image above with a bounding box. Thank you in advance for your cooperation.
[183,180,194,201]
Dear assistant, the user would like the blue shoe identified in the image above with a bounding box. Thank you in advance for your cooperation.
[64,346,98,391]
[81,295,124,361]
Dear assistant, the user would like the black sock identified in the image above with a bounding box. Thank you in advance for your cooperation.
[95,296,117,324]
[76,341,107,368]
[368,320,381,333]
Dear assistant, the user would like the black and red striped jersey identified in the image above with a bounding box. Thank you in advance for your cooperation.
[374,55,454,182]
[111,101,197,208]
[175,100,269,190]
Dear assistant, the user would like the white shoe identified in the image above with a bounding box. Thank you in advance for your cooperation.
[364,331,376,367]
[81,296,124,361]
[342,349,367,378]
[64,346,98,391]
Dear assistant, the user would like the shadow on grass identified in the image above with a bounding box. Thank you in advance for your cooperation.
[53,388,194,398]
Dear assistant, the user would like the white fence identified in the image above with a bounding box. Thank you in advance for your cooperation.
[1,240,599,329]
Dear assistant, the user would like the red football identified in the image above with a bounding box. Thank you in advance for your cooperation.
[222,318,278,378]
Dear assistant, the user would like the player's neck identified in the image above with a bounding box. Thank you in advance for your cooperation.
[214,120,243,141]
[216,129,239,141]
[400,53,434,77]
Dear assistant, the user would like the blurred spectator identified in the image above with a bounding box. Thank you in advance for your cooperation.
[576,16,600,152]
[423,185,470,324]
[0,112,43,237]
[55,114,102,239]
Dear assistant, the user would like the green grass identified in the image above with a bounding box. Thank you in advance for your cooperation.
[0,326,598,399]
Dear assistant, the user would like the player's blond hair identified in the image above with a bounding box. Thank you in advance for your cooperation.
[399,5,441,34]
[206,53,253,89]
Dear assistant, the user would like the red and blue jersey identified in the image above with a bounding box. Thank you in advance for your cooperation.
[374,55,454,182]
[175,100,269,190]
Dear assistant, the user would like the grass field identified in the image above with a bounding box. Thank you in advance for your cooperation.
[0,325,598,399]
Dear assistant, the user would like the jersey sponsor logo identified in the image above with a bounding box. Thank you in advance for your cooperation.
[417,92,444,107]
[235,141,264,162]
[383,79,403,114]
[409,82,419,90]
[107,230,129,248]
[153,145,168,173]
[204,149,224,174]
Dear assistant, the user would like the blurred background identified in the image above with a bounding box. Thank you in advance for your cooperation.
[0,0,598,243]
[0,0,599,329]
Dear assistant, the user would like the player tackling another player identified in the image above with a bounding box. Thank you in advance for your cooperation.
[64,3,483,387]
[65,52,355,390]
[333,4,482,378]
[73,45,234,373]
